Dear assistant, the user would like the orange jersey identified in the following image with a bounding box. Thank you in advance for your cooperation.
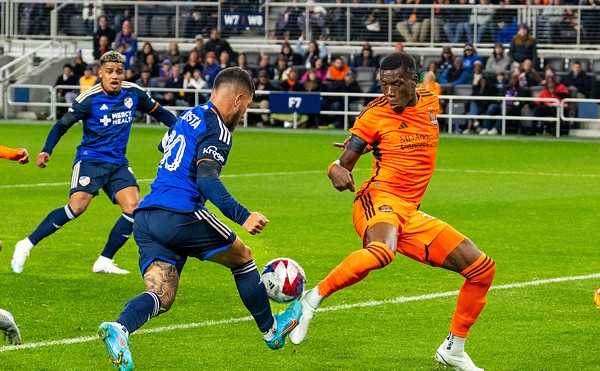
[350,88,440,207]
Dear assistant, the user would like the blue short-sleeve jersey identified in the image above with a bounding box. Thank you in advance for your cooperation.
[139,101,233,213]
[68,81,161,164]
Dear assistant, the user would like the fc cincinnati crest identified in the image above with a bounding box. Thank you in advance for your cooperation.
[124,97,133,109]
[428,108,438,126]
[79,176,90,187]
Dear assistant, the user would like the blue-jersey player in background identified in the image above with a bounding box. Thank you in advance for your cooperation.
[11,51,178,275]
[98,67,302,370]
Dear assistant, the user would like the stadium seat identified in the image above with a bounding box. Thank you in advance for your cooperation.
[69,15,87,36]
[543,57,566,72]
[453,84,473,97]
[354,67,377,83]
[358,81,373,93]
[529,85,544,98]
[151,15,173,38]
[136,15,150,38]
[245,51,261,67]
[156,78,167,88]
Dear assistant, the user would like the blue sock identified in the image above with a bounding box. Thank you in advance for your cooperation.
[116,292,161,334]
[100,212,134,259]
[28,205,77,245]
[232,260,274,333]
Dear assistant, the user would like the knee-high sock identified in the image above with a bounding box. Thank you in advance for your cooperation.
[100,212,134,259]
[116,292,161,335]
[28,205,78,245]
[450,254,496,337]
[232,260,274,333]
[318,241,395,299]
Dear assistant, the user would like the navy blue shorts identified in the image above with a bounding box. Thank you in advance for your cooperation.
[70,160,138,203]
[133,208,237,276]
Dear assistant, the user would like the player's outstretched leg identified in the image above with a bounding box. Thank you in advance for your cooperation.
[435,332,483,371]
[289,289,322,345]
[98,322,133,371]
[265,301,302,350]
[93,256,130,274]
[0,308,22,345]
[93,212,134,274]
[11,238,34,274]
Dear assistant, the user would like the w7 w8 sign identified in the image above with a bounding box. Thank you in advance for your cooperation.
[221,13,264,29]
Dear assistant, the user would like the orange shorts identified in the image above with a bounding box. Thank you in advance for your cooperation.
[353,190,465,267]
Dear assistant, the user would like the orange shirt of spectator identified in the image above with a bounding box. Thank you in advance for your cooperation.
[327,57,350,81]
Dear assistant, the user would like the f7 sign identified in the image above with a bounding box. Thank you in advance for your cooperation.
[221,12,264,29]
[269,92,322,114]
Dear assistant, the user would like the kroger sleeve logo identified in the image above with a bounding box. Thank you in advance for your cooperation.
[202,145,225,163]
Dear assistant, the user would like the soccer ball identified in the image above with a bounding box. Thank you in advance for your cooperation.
[261,258,306,304]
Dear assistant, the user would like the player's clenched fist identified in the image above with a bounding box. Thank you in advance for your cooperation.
[328,162,355,192]
[243,212,270,235]
[36,152,50,168]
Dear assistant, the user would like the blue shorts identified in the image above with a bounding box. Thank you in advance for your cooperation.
[133,208,237,276]
[70,160,138,203]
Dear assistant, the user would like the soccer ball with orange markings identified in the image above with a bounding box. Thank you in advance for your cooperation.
[261,258,306,304]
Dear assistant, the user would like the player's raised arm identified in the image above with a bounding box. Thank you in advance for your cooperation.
[327,134,367,192]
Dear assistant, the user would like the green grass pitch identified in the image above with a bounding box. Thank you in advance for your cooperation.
[0,122,599,370]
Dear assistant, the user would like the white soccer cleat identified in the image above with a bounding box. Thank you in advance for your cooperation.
[289,290,319,345]
[0,309,22,345]
[93,256,130,274]
[11,239,33,274]
[435,343,484,371]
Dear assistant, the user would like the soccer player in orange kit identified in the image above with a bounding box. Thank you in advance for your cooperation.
[288,53,495,371]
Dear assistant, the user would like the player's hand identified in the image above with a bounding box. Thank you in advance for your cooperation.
[332,136,351,150]
[36,152,50,168]
[17,148,29,164]
[328,162,355,192]
[242,212,270,235]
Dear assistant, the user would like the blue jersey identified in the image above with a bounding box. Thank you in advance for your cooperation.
[42,81,177,165]
[139,101,241,215]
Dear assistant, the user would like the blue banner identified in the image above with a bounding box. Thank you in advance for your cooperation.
[269,92,322,114]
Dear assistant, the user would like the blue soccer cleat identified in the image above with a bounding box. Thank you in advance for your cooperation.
[265,301,302,350]
[98,322,134,370]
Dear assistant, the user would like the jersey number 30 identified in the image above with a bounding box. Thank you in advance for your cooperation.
[159,130,186,171]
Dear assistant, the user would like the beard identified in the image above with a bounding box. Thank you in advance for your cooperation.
[226,107,244,132]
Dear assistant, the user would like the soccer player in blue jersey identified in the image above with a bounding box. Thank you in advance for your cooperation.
[98,67,302,370]
[11,51,178,275]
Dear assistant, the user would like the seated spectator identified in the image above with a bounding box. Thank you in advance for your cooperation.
[183,51,203,76]
[124,69,137,83]
[72,52,88,78]
[470,0,496,43]
[140,52,159,78]
[494,0,518,43]
[184,12,211,39]
[509,23,537,66]
[202,52,222,89]
[135,67,159,91]
[219,50,235,69]
[235,53,253,77]
[562,61,591,98]
[93,16,115,53]
[189,35,207,62]
[351,43,380,69]
[93,35,112,62]
[160,60,172,79]
[182,70,207,106]
[420,59,439,83]
[250,70,277,126]
[254,53,274,79]
[115,41,137,72]
[486,43,512,72]
[521,59,542,87]
[302,68,327,128]
[114,20,136,52]
[270,68,309,128]
[83,1,103,36]
[273,55,290,80]
[462,43,484,72]
[280,67,305,92]
[463,75,497,134]
[323,70,363,129]
[296,36,329,69]
[54,64,79,116]
[442,0,471,44]
[161,64,187,107]
[280,41,302,67]
[540,64,556,86]
[531,76,569,135]
[327,56,350,81]
[437,46,454,73]
[471,60,485,87]
[301,57,328,82]
[480,73,530,135]
[165,41,185,65]
[79,66,97,93]
[137,42,156,69]
[298,4,327,40]
[440,57,470,87]
[419,71,442,96]
[326,0,347,41]
[205,28,234,59]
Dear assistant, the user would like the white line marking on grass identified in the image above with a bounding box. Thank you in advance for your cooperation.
[1,272,598,353]
[1,168,599,189]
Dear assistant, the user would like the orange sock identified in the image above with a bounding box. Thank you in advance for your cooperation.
[450,254,496,337]
[317,241,395,299]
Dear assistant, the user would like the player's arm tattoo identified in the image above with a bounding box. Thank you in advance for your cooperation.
[144,260,180,311]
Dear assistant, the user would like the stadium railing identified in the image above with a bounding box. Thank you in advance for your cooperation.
[7,82,593,138]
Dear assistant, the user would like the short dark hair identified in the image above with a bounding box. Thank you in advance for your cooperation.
[214,67,255,96]
[380,52,417,75]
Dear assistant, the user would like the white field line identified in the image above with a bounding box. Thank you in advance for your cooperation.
[1,272,598,353]
[1,168,599,190]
